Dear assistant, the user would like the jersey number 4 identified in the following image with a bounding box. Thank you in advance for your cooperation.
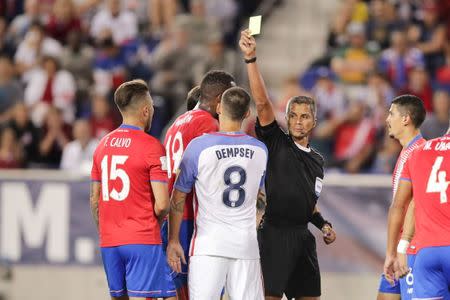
[223,166,247,208]
[101,155,130,201]
[426,156,449,204]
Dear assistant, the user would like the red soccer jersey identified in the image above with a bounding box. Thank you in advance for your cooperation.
[91,124,168,247]
[164,109,219,219]
[392,134,426,254]
[400,134,450,251]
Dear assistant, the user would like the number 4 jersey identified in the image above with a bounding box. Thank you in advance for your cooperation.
[400,133,450,251]
[91,125,168,247]
[174,132,268,259]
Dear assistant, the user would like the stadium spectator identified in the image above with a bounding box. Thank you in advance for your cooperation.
[90,0,138,45]
[38,107,71,168]
[25,55,76,127]
[8,103,40,166]
[0,17,15,58]
[148,0,177,36]
[420,90,450,139]
[0,126,24,169]
[407,1,446,75]
[0,56,23,124]
[436,43,450,88]
[378,30,425,89]
[89,93,117,139]
[331,22,377,85]
[365,0,400,50]
[7,0,41,48]
[60,119,97,174]
[45,0,81,44]
[399,67,433,112]
[14,21,62,82]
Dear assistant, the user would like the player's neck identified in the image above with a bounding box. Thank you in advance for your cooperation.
[121,118,144,131]
[399,128,421,148]
[292,136,309,148]
[198,103,216,118]
[219,122,242,133]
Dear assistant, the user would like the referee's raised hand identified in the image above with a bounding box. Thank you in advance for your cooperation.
[239,29,256,59]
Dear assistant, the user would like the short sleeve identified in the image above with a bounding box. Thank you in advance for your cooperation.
[148,141,169,183]
[259,170,266,188]
[174,141,199,193]
[91,148,101,182]
[255,118,284,150]
[400,151,415,182]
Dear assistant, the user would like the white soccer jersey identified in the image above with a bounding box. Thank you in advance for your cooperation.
[174,132,268,259]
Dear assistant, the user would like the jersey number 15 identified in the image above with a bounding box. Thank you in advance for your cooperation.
[101,155,130,201]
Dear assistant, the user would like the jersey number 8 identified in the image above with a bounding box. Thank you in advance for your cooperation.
[223,166,247,208]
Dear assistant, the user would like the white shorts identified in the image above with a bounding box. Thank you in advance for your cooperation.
[189,255,264,300]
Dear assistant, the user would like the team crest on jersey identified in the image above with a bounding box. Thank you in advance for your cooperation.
[315,177,323,197]
[160,156,168,171]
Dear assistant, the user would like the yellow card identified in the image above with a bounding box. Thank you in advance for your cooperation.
[249,15,262,35]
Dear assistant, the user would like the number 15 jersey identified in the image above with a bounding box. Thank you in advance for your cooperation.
[174,132,268,259]
[91,125,168,247]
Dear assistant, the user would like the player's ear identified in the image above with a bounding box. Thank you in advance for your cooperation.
[244,109,250,119]
[216,102,222,115]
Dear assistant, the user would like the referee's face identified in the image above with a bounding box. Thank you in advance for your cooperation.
[287,103,316,142]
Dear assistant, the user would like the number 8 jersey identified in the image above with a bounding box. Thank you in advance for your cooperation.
[174,132,268,259]
[91,125,168,247]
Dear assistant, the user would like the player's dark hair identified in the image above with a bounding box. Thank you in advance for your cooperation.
[199,70,235,104]
[221,87,251,121]
[391,94,426,128]
[114,79,150,112]
[285,96,317,119]
[186,86,200,111]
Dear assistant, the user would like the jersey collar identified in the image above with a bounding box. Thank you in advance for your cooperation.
[211,131,246,137]
[406,133,423,149]
[119,124,142,131]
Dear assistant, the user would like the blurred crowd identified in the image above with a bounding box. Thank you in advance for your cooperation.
[0,0,265,172]
[287,0,450,174]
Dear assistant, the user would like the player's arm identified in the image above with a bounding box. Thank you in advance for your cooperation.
[89,181,101,230]
[239,30,275,126]
[311,205,336,244]
[151,181,170,223]
[401,200,415,243]
[385,180,413,281]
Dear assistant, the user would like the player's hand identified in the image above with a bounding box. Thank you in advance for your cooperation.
[166,241,186,273]
[395,252,410,279]
[322,224,336,245]
[383,254,398,285]
[239,29,256,59]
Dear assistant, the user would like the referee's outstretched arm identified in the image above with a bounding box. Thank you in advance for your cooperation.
[239,30,275,127]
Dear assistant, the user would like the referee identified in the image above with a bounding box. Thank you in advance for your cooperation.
[239,30,336,300]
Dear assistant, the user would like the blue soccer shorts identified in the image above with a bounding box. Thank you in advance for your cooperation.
[161,219,194,289]
[378,273,400,294]
[101,244,176,298]
[412,246,450,299]
[399,254,416,300]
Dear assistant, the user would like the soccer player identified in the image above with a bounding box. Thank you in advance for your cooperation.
[90,80,176,300]
[378,95,427,300]
[186,86,200,111]
[167,86,267,300]
[239,30,336,300]
[163,70,235,299]
[384,124,450,299]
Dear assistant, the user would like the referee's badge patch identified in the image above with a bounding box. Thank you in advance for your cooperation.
[315,177,323,197]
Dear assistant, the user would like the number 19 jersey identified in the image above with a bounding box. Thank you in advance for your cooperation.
[164,109,219,220]
[91,125,168,247]
[401,133,450,251]
[175,132,268,259]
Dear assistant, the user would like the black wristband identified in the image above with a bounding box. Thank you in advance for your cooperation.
[244,56,257,64]
[311,212,332,230]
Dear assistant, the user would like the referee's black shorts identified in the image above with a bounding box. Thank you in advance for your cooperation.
[258,222,321,299]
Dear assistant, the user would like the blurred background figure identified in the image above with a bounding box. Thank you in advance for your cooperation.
[25,55,76,127]
[0,126,24,169]
[0,55,23,124]
[420,90,450,139]
[60,118,98,174]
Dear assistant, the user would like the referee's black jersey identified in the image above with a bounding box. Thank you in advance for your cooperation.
[256,119,324,226]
